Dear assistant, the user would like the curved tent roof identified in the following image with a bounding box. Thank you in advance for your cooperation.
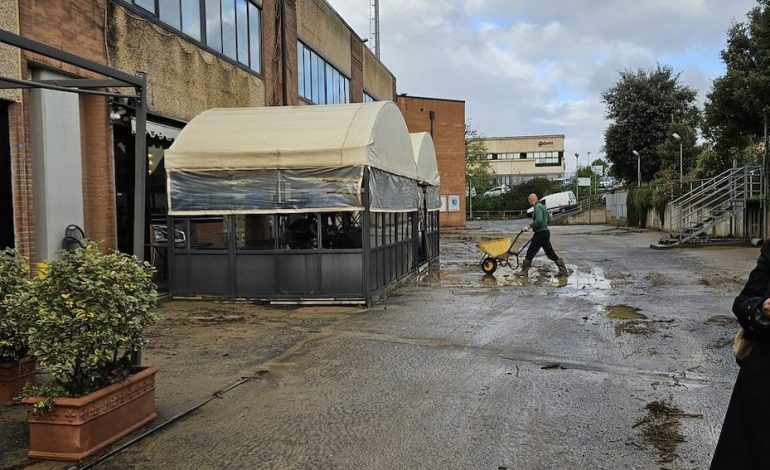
[409,132,440,187]
[165,101,418,180]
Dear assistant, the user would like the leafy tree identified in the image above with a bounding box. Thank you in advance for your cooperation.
[601,65,699,184]
[465,123,496,193]
[703,1,770,165]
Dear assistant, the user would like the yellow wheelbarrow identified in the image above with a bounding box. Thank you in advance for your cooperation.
[477,230,531,275]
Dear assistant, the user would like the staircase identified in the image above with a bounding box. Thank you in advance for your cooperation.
[655,167,763,248]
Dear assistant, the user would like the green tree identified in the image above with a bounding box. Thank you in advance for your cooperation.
[703,1,770,165]
[601,65,699,184]
[465,123,496,194]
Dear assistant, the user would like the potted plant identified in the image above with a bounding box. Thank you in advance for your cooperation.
[0,248,36,406]
[21,241,159,461]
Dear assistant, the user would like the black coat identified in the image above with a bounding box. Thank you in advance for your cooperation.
[711,240,770,469]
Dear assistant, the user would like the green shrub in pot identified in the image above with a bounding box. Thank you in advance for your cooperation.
[25,241,158,408]
[0,248,35,363]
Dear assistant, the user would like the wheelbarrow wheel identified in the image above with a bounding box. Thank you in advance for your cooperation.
[481,258,498,275]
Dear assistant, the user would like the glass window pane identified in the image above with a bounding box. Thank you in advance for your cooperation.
[135,0,155,14]
[343,77,349,103]
[369,213,378,248]
[279,214,318,250]
[303,47,311,99]
[249,3,260,71]
[325,64,333,105]
[321,212,362,249]
[181,0,202,40]
[173,219,189,249]
[236,215,274,250]
[205,0,222,52]
[312,53,320,103]
[159,0,181,29]
[221,0,236,59]
[297,41,304,96]
[190,217,229,249]
[236,0,248,65]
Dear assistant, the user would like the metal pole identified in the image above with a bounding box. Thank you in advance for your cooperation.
[679,141,683,186]
[637,153,641,187]
[468,175,473,221]
[132,72,147,261]
[760,109,767,239]
[575,153,579,202]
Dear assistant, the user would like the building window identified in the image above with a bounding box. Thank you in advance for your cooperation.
[297,41,350,105]
[535,151,561,166]
[130,0,260,73]
[364,92,376,102]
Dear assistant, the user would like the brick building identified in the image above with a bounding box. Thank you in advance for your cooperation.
[397,95,466,227]
[0,0,398,262]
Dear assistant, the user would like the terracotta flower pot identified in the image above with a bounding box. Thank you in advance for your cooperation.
[24,366,159,461]
[0,356,36,406]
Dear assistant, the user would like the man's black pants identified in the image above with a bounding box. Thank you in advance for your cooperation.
[525,229,559,261]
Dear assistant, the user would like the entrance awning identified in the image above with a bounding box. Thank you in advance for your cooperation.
[131,118,181,143]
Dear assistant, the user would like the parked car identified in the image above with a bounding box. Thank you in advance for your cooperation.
[526,190,577,215]
[483,185,510,197]
[598,176,617,189]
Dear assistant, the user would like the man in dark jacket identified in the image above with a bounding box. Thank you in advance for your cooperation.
[517,193,567,277]
[712,239,770,468]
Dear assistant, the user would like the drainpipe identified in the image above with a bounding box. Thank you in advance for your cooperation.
[280,0,288,106]
[428,110,434,137]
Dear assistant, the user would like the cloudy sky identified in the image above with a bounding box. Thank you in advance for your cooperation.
[326,0,757,173]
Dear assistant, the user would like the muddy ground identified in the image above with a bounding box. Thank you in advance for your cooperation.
[0,222,756,469]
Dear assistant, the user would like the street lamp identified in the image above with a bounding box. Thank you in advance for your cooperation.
[672,133,683,185]
[632,150,640,186]
[574,153,580,201]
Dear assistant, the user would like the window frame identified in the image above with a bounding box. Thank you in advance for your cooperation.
[297,40,351,105]
[119,0,263,77]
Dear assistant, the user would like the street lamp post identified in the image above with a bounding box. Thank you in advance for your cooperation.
[632,150,640,187]
[574,153,580,201]
[672,133,683,185]
[467,175,473,221]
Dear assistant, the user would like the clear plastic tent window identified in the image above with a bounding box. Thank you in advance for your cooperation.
[168,167,364,215]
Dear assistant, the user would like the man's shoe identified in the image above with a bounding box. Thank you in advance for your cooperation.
[555,258,568,276]
[516,259,532,277]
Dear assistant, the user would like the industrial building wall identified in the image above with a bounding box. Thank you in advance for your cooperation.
[397,96,466,227]
[7,0,398,261]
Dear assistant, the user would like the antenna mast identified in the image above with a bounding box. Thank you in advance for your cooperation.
[369,0,380,58]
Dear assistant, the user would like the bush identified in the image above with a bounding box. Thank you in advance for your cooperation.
[28,241,158,398]
[0,249,35,362]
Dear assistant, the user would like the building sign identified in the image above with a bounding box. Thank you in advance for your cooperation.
[448,195,460,212]
[538,140,554,147]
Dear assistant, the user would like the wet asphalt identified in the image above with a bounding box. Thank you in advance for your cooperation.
[0,222,756,470]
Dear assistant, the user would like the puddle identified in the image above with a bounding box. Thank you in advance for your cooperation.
[606,305,646,320]
[705,315,736,326]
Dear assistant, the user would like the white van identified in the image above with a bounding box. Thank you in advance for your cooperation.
[526,191,577,215]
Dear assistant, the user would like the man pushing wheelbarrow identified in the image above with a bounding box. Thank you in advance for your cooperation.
[518,193,568,277]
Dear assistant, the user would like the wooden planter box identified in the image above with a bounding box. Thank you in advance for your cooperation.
[24,366,159,461]
[0,356,36,406]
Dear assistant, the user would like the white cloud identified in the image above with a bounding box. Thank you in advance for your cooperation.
[326,0,757,171]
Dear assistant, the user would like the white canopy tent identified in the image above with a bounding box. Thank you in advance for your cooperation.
[165,102,424,215]
[409,132,441,211]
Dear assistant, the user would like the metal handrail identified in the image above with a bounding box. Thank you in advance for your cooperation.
[669,166,760,244]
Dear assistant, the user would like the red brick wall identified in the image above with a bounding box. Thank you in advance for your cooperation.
[9,100,35,260]
[15,0,116,258]
[397,96,466,227]
[262,0,299,106]
[79,95,116,252]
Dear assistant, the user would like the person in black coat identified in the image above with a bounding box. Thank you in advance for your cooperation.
[711,239,770,469]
